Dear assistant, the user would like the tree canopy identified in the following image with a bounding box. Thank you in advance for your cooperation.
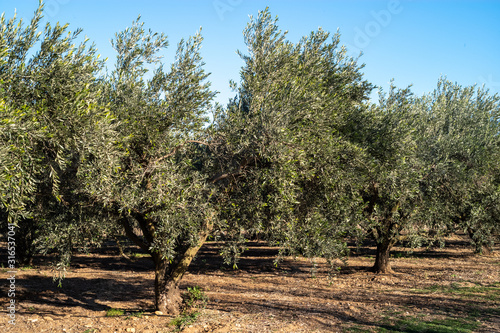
[1,4,499,314]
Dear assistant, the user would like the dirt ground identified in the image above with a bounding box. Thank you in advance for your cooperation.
[1,236,499,333]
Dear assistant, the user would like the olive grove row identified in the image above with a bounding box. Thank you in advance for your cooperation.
[1,3,499,314]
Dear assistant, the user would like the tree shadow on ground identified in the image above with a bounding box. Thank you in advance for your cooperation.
[203,276,498,331]
[190,241,316,275]
[2,239,497,332]
[349,236,477,260]
[15,273,155,315]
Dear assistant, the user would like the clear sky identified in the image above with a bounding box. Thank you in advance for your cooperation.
[2,0,499,104]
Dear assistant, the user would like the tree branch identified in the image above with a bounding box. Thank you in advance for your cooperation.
[140,140,211,181]
[130,210,156,246]
[93,198,151,254]
[210,156,249,183]
[118,217,150,253]
[170,212,215,284]
[153,140,211,164]
[210,172,241,183]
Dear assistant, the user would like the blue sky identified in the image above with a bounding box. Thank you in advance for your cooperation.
[2,0,499,104]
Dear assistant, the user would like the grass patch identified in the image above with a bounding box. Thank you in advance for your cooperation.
[105,308,124,317]
[380,317,480,333]
[345,311,482,333]
[170,286,208,332]
[125,311,144,319]
[129,252,148,259]
[170,311,201,332]
[411,282,500,301]
[485,307,500,316]
[344,325,373,332]
[186,286,208,308]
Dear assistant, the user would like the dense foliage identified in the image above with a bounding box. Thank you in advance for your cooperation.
[0,4,115,269]
[212,9,372,267]
[416,78,500,254]
[345,85,426,273]
[1,4,499,313]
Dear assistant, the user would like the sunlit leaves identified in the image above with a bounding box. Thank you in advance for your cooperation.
[216,8,372,266]
[0,1,116,266]
[416,78,500,252]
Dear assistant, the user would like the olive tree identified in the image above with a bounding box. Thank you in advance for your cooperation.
[213,8,372,267]
[344,84,427,273]
[351,78,500,273]
[81,18,218,313]
[0,3,116,269]
[1,4,217,314]
[417,78,500,254]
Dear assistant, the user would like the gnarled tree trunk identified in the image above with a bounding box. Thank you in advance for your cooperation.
[153,217,214,314]
[372,238,394,274]
[371,214,398,274]
[467,227,493,255]
[117,210,215,314]
[153,257,183,314]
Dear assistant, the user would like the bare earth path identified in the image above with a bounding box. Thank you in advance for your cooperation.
[1,237,499,332]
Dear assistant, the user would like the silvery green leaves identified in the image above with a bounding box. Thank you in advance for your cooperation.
[416,78,500,254]
[353,84,424,272]
[100,16,216,233]
[216,8,372,267]
[0,2,115,268]
[96,17,218,312]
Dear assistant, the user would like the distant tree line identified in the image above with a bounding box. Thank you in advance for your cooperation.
[1,3,499,314]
